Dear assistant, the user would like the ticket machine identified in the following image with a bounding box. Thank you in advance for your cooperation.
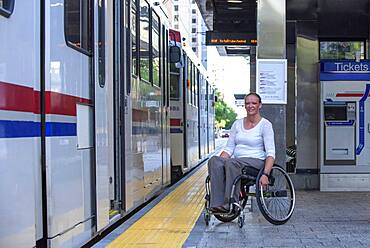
[320,61,370,191]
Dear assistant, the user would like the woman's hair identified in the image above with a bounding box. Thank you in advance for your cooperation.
[244,92,262,103]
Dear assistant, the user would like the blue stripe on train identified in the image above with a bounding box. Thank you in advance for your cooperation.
[46,122,77,136]
[0,120,41,138]
[0,120,77,138]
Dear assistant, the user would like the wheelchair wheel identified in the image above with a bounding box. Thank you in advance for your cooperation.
[256,165,295,225]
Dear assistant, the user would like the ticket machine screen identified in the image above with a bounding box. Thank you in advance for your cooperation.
[324,105,347,121]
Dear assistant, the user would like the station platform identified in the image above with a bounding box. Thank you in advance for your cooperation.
[92,160,370,248]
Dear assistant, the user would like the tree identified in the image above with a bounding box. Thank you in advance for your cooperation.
[214,89,237,130]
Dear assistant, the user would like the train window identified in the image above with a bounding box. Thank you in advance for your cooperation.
[195,69,199,107]
[64,0,93,55]
[139,0,150,82]
[187,58,192,105]
[192,65,195,106]
[166,29,170,106]
[192,64,196,106]
[320,41,365,60]
[170,63,180,99]
[0,0,14,18]
[152,12,160,87]
[131,1,138,76]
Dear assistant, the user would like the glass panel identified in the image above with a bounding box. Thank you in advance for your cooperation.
[187,58,192,104]
[195,69,198,107]
[170,63,180,100]
[170,74,180,99]
[0,0,13,14]
[139,0,150,82]
[152,12,160,86]
[324,105,347,121]
[131,3,138,75]
[320,41,364,60]
[65,0,93,54]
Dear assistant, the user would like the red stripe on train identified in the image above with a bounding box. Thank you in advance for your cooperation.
[0,81,91,116]
[336,93,370,97]
[0,81,36,113]
[170,118,182,126]
[45,91,91,116]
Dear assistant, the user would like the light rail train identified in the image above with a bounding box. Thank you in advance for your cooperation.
[0,1,215,247]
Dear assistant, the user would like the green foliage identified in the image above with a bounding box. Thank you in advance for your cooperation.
[214,89,237,130]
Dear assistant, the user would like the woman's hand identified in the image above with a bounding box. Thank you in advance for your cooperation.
[260,156,274,187]
[220,151,231,158]
[259,174,269,187]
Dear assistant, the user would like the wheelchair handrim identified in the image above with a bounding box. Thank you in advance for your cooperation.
[259,166,296,221]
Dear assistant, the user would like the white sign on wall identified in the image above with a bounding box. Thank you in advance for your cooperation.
[256,59,287,104]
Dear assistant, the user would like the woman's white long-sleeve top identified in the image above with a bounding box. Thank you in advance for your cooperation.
[223,118,275,160]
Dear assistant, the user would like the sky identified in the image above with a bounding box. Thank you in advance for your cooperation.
[207,46,250,118]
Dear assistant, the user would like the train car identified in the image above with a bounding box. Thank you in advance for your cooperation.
[169,29,216,182]
[0,1,214,247]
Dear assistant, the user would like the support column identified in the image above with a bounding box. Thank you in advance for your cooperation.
[249,47,256,92]
[255,0,286,166]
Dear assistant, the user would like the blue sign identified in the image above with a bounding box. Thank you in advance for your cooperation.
[320,61,370,81]
[322,61,370,73]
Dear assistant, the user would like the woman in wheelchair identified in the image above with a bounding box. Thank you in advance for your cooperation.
[208,92,275,212]
[205,93,295,226]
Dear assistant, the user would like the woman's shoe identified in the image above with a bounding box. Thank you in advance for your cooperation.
[210,206,229,213]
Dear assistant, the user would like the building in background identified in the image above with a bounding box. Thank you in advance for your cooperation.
[190,1,208,68]
[163,0,207,68]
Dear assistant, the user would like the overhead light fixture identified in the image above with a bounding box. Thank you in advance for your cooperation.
[227,0,243,3]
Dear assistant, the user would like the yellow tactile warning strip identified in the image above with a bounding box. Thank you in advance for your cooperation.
[108,164,208,248]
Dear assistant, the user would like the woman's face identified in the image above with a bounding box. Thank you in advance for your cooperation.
[245,95,261,116]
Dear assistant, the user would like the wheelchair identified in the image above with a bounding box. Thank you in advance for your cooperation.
[204,164,296,227]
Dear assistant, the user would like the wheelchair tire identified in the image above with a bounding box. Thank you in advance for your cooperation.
[256,164,296,225]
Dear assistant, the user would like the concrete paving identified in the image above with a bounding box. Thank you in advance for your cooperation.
[184,191,370,248]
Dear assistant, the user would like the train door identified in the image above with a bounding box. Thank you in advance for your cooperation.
[182,55,189,171]
[44,1,97,246]
[206,81,210,153]
[185,61,199,169]
[161,27,171,186]
[122,0,144,212]
[169,48,185,182]
[197,70,201,159]
[143,7,163,200]
[0,1,41,247]
[206,82,215,153]
[209,86,215,152]
[198,74,207,159]
[105,0,128,222]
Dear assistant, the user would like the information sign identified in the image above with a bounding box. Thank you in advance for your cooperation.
[256,59,287,104]
[206,31,257,46]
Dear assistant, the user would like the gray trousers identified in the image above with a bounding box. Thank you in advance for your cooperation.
[207,156,265,208]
